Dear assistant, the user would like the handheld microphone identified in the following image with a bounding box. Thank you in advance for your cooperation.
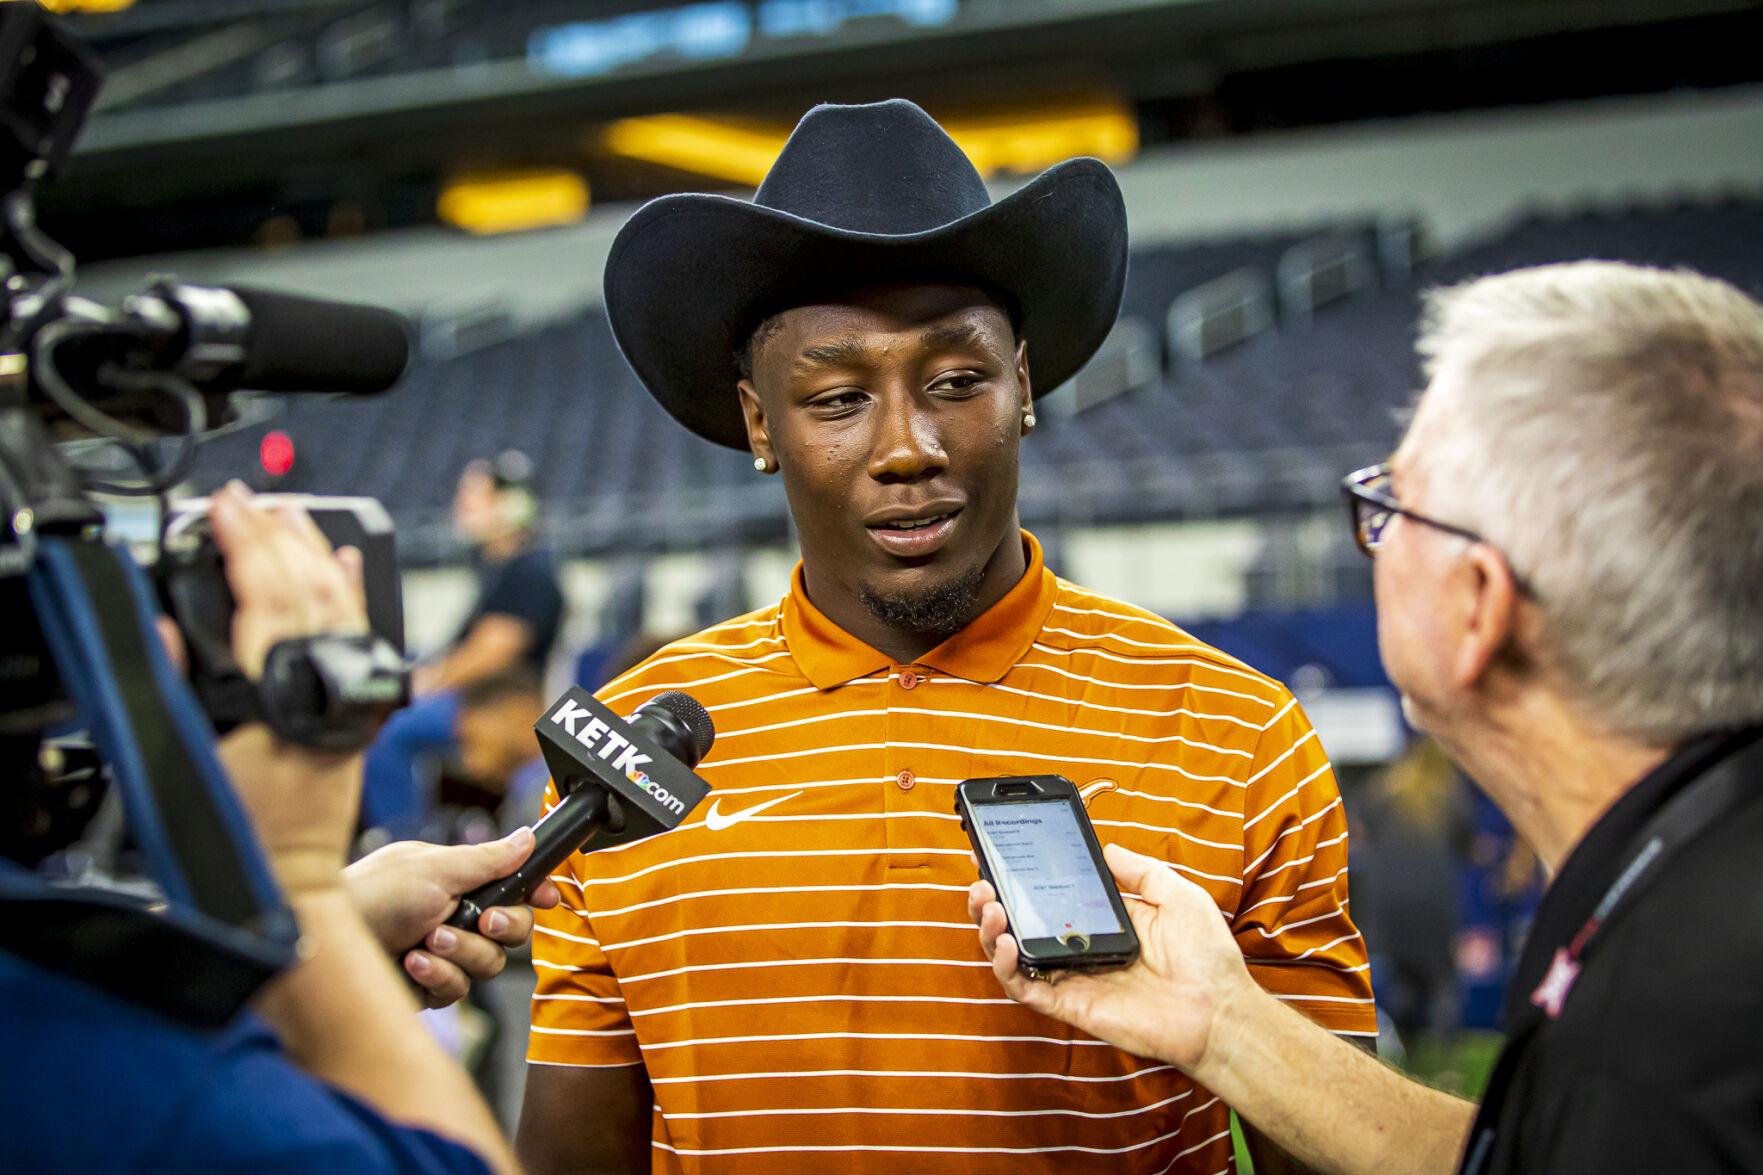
[445,687,715,932]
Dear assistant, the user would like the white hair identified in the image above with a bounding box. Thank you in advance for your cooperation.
[1413,261,1763,745]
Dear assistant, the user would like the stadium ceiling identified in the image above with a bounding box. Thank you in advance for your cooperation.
[37,0,1763,258]
[67,0,1753,152]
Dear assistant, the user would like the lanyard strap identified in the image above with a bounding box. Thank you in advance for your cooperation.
[1460,730,1763,1175]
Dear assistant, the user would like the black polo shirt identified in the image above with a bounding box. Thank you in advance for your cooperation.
[456,546,564,674]
[1462,725,1763,1174]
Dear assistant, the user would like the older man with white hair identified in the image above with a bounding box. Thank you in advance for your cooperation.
[970,260,1763,1175]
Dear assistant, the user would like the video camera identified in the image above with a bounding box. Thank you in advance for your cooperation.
[0,8,412,1028]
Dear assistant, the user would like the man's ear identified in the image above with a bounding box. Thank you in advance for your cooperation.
[737,380,775,469]
[1455,543,1521,688]
[1015,339,1033,414]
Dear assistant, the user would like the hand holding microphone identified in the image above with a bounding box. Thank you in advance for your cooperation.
[347,830,562,1008]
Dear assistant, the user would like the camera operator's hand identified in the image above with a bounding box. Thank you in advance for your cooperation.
[208,480,369,895]
[968,842,1254,1074]
[344,828,563,1009]
[212,480,368,679]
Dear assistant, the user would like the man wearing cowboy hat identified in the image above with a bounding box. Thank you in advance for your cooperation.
[517,99,1374,1174]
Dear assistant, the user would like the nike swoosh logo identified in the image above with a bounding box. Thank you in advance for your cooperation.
[704,791,803,831]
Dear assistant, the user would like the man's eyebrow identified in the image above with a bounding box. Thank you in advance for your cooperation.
[792,338,874,372]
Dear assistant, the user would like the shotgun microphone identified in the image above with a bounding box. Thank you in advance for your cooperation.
[445,687,714,931]
[33,281,411,409]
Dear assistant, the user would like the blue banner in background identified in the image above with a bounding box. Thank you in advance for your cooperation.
[1177,601,1391,691]
[531,3,753,78]
[530,0,960,79]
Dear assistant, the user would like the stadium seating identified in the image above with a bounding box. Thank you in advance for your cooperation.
[190,194,1763,559]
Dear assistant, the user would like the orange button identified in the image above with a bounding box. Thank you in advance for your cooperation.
[895,770,916,791]
[899,670,920,690]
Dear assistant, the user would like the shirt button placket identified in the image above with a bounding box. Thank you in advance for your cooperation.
[883,665,929,859]
[882,666,902,856]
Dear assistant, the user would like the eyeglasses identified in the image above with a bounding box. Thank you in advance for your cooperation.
[1340,462,1537,598]
[1339,462,1487,557]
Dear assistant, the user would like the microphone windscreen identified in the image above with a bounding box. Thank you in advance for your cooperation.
[231,286,411,394]
[535,687,713,848]
[647,690,716,763]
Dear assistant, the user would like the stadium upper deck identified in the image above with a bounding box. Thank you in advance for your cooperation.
[181,192,1763,562]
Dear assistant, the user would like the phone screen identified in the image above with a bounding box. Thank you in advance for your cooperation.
[972,798,1125,941]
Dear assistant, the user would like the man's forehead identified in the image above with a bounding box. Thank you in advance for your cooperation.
[776,283,1010,337]
[748,287,1013,383]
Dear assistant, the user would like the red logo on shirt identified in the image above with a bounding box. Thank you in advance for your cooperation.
[1530,948,1581,1019]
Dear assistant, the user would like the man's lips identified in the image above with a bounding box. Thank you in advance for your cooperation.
[864,499,966,528]
[865,505,964,558]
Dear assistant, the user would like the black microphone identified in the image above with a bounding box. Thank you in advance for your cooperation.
[445,687,715,932]
[113,279,411,395]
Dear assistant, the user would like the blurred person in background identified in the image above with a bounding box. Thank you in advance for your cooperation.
[419,452,565,697]
[451,632,693,837]
[1352,735,1471,1048]
[1450,790,1547,1032]
[970,260,1763,1175]
[453,667,550,828]
[363,451,565,838]
[4,484,557,1174]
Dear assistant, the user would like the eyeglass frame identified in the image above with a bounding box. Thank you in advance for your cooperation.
[1339,461,1537,599]
[1339,462,1485,556]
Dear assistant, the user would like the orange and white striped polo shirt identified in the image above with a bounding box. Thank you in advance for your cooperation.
[529,530,1374,1174]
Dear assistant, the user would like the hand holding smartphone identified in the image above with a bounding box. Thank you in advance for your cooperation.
[956,775,1139,979]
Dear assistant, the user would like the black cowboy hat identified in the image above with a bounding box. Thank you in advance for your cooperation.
[603,98,1129,450]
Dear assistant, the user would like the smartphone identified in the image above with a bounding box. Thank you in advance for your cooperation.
[956,774,1139,978]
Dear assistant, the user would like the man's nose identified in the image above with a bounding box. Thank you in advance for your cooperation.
[868,391,947,481]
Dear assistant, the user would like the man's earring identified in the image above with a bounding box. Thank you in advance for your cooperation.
[754,456,774,473]
[1022,410,1037,432]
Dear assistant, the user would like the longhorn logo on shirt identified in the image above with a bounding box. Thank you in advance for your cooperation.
[548,698,686,814]
[1080,778,1118,810]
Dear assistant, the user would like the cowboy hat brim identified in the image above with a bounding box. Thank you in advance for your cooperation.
[603,157,1128,450]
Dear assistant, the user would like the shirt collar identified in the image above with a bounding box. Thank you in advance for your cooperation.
[780,530,1058,690]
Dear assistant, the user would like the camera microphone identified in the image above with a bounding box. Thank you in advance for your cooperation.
[120,280,411,395]
[445,687,715,931]
[37,280,411,405]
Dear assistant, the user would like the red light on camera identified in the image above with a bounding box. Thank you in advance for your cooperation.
[260,430,295,477]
